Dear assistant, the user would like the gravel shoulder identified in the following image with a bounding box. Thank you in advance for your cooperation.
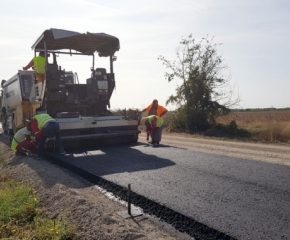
[158,133,290,167]
[1,129,289,240]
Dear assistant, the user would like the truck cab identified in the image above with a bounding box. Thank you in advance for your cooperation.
[1,71,39,134]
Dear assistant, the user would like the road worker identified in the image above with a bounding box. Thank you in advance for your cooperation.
[27,113,66,159]
[141,115,164,146]
[23,51,46,83]
[139,99,167,142]
[140,99,168,119]
[11,125,36,156]
[23,51,46,100]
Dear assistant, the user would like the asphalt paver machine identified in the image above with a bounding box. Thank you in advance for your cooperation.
[1,28,140,148]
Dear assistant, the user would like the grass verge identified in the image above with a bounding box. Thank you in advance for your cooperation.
[0,175,81,239]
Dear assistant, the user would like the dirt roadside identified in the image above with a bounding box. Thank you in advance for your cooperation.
[1,130,290,240]
[158,133,290,167]
[0,131,192,240]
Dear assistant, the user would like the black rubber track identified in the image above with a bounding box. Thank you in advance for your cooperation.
[45,152,237,240]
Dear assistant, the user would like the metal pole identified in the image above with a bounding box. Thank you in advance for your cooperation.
[44,41,47,73]
[92,54,95,73]
[128,184,131,215]
[110,55,114,74]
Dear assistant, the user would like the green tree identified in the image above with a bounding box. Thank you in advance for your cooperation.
[158,35,238,132]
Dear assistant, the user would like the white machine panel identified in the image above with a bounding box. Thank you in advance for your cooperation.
[56,116,138,130]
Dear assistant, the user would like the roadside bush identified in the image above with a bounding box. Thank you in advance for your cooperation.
[166,108,187,131]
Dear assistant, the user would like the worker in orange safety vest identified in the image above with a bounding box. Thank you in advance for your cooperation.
[140,99,168,119]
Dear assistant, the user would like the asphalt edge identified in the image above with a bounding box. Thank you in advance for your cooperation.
[45,152,237,240]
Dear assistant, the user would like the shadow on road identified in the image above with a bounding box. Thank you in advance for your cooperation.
[1,132,175,190]
[139,141,187,150]
[47,142,176,176]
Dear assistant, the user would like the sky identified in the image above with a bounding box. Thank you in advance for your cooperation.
[0,0,289,111]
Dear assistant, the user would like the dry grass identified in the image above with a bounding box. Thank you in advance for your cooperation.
[114,109,290,143]
[216,111,290,143]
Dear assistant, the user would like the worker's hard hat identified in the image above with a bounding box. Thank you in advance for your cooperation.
[140,117,148,125]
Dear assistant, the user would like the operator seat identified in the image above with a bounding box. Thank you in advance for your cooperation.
[47,63,58,73]
[46,52,59,76]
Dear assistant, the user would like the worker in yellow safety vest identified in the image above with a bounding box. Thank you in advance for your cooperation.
[23,51,46,83]
[141,115,164,146]
[11,126,36,156]
[27,113,66,160]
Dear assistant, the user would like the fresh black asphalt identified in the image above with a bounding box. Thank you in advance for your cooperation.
[45,141,290,240]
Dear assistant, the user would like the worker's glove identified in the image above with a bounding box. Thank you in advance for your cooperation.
[35,131,41,139]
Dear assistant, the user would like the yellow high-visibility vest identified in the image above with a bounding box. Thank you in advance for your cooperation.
[33,114,55,130]
[33,56,46,74]
[11,128,29,151]
[147,115,164,127]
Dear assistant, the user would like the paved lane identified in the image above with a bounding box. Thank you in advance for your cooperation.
[52,141,290,240]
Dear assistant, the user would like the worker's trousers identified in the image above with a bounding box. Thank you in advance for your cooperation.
[151,126,163,142]
[38,121,64,157]
[16,140,36,153]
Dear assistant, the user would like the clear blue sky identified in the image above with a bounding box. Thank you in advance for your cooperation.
[0,0,289,110]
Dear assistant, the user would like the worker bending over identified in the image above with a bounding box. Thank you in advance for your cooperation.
[141,115,164,146]
[27,113,66,159]
[11,126,36,156]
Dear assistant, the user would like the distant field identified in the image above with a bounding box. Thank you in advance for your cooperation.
[137,110,290,143]
[217,111,290,125]
[216,111,290,143]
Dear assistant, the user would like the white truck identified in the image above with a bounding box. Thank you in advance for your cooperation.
[0,28,140,148]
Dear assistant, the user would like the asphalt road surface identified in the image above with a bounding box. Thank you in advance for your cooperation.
[2,121,289,240]
[52,135,290,240]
